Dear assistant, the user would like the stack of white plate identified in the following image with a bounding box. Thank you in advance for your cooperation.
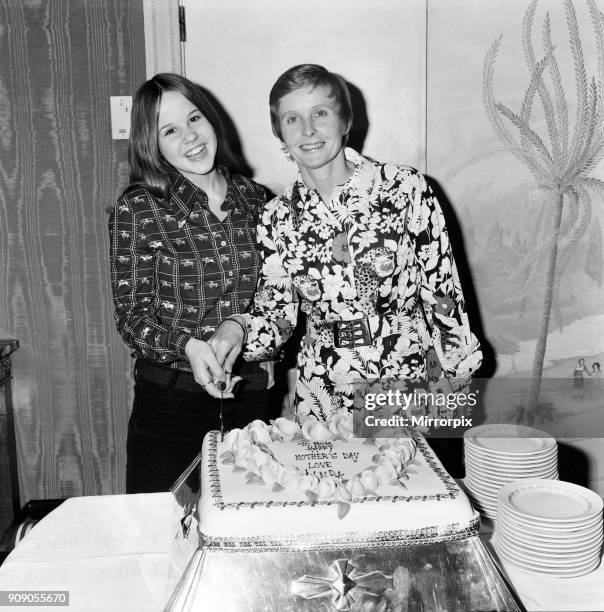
[463,424,558,519]
[495,479,603,577]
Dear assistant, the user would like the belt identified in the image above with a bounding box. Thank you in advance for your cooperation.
[135,359,202,393]
[134,359,269,392]
[308,315,373,348]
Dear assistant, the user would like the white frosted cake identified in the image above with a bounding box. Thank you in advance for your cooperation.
[198,414,479,551]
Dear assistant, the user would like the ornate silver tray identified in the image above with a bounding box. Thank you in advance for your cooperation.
[166,536,522,611]
[165,456,522,611]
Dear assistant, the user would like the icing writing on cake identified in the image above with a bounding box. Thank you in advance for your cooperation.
[220,413,418,518]
[293,441,349,479]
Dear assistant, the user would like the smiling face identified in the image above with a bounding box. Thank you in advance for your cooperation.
[157,90,217,185]
[277,84,349,176]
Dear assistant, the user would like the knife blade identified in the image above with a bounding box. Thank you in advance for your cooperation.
[217,380,226,440]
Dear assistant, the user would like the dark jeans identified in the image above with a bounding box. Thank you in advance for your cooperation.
[126,375,269,493]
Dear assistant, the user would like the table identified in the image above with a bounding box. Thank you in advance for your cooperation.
[0,493,602,611]
[0,494,183,612]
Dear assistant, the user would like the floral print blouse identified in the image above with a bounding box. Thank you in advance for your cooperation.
[240,148,482,421]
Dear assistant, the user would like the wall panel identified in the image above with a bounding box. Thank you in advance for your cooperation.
[0,0,146,501]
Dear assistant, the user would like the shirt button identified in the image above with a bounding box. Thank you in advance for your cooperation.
[221,240,227,246]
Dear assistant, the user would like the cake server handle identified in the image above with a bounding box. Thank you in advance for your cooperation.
[217,381,226,441]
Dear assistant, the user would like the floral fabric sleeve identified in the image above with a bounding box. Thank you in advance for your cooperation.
[240,203,298,360]
[406,174,482,384]
[109,194,190,362]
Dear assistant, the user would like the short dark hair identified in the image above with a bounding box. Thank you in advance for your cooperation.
[269,64,353,141]
[126,73,237,198]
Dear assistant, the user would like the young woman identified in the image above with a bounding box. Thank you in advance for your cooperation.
[109,73,270,492]
[211,64,482,424]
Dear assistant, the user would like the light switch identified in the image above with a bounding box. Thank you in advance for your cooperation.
[110,96,132,140]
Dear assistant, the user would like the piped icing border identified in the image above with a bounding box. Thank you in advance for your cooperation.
[207,426,459,512]
[199,516,481,552]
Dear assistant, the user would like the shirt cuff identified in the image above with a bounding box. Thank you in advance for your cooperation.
[167,330,193,361]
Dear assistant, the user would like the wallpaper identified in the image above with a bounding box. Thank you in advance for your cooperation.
[0,0,145,502]
[428,0,604,492]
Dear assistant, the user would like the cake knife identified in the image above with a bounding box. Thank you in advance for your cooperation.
[217,380,226,440]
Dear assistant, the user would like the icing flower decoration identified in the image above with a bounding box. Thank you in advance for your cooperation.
[296,474,319,494]
[247,420,273,446]
[279,467,300,488]
[334,483,353,504]
[345,476,366,497]
[234,446,253,469]
[391,438,417,463]
[246,446,270,474]
[316,476,338,499]
[271,417,301,441]
[224,414,419,518]
[223,428,250,453]
[359,469,379,493]
[260,461,282,487]
[328,411,354,440]
[379,448,404,472]
[301,416,333,442]
[374,461,398,485]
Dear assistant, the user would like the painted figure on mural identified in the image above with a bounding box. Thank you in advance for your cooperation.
[589,361,601,400]
[210,64,483,426]
[572,358,590,400]
[109,73,271,493]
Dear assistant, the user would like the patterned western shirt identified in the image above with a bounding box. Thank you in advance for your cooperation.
[109,170,266,371]
[240,148,483,421]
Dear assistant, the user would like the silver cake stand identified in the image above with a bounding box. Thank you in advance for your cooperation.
[165,456,522,612]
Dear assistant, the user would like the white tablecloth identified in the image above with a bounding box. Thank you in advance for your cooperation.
[0,494,182,612]
[0,493,602,611]
[484,540,604,612]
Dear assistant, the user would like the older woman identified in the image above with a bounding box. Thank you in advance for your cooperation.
[212,64,482,423]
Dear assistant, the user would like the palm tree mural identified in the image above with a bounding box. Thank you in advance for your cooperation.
[482,0,604,420]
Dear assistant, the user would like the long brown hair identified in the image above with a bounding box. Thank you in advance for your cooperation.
[126,73,238,198]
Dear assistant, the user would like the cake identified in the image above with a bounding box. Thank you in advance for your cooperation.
[198,413,479,551]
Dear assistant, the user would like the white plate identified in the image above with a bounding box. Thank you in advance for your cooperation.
[497,511,604,539]
[464,443,557,465]
[465,494,498,518]
[498,498,603,523]
[495,534,601,565]
[464,479,500,500]
[498,479,604,522]
[495,543,601,577]
[466,467,558,485]
[465,454,557,473]
[465,475,559,503]
[465,454,558,472]
[464,424,555,456]
[496,526,603,557]
[464,438,558,465]
[497,530,603,553]
[497,504,603,532]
